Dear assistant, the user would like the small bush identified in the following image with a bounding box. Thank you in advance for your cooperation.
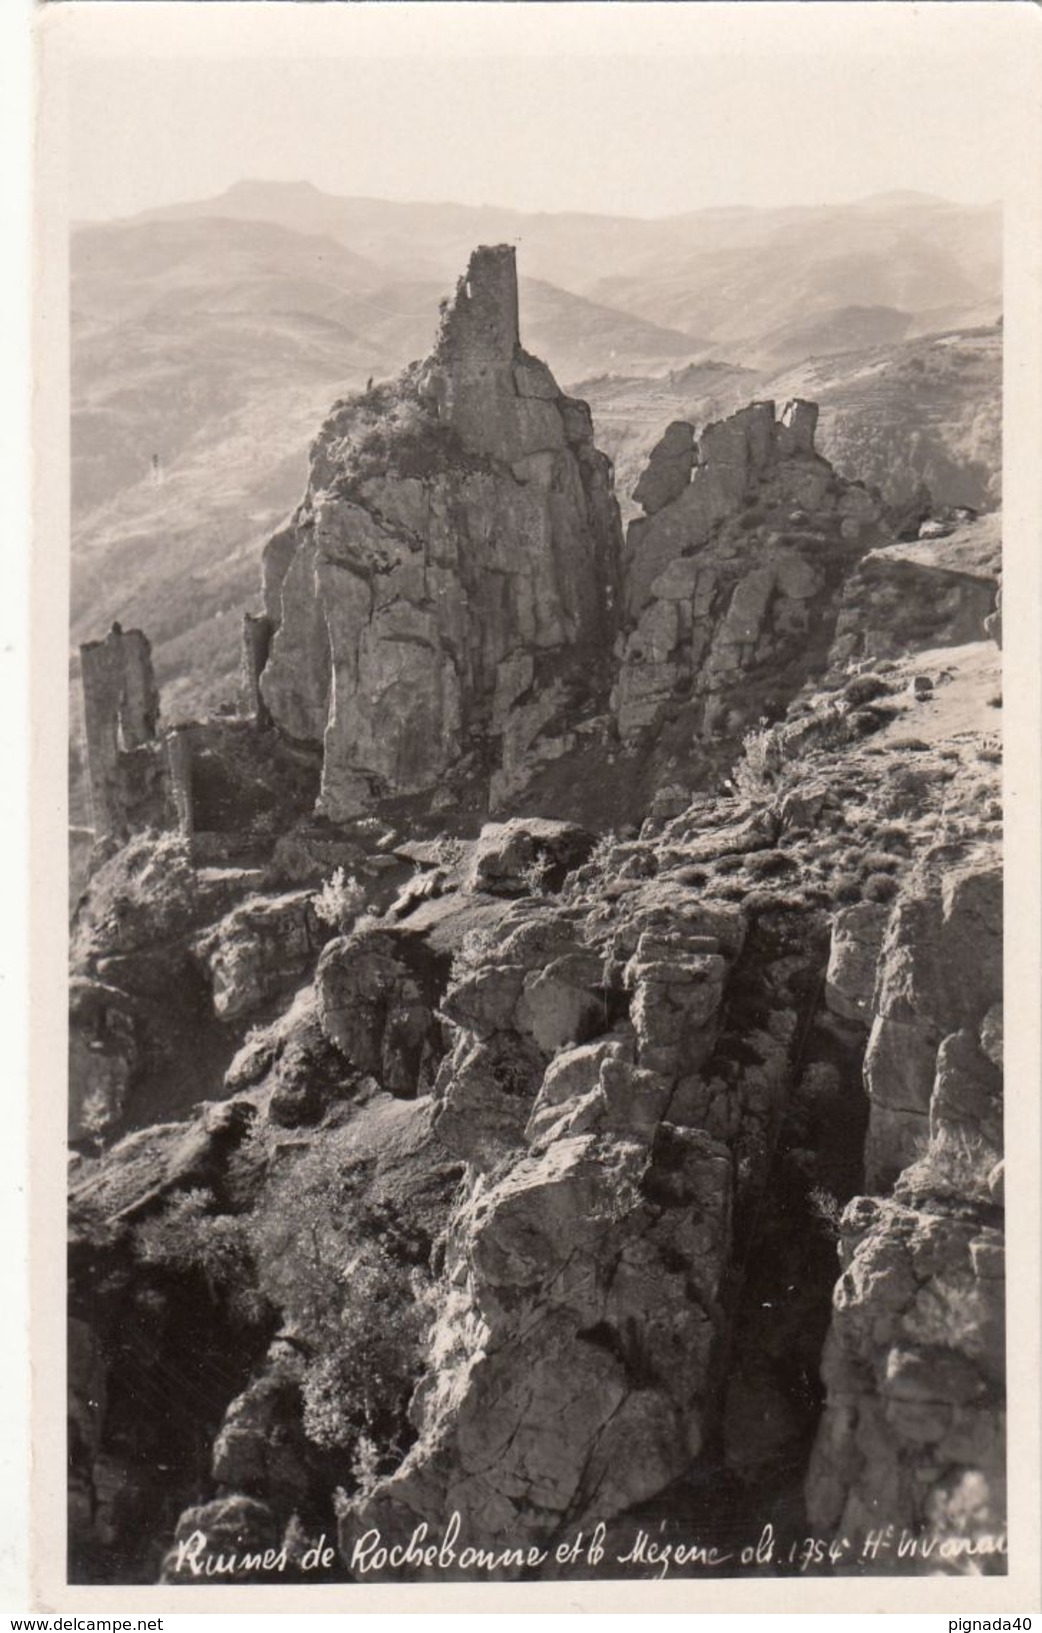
[743,887,809,915]
[862,872,900,902]
[807,1185,843,1239]
[832,873,862,904]
[843,674,894,707]
[136,1137,432,1469]
[715,882,747,902]
[730,720,800,799]
[746,848,798,880]
[674,866,708,888]
[900,1126,999,1205]
[848,704,901,737]
[132,1188,263,1322]
[712,853,745,876]
[800,884,833,907]
[519,853,555,895]
[248,1142,430,1458]
[873,823,911,854]
[858,850,900,876]
[313,867,366,932]
[451,925,501,979]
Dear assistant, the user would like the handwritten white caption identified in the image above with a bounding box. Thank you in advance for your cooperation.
[173,1513,1008,1580]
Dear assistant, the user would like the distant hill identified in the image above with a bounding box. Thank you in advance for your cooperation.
[130,183,1000,343]
[765,323,1001,512]
[742,304,916,372]
[583,192,1000,355]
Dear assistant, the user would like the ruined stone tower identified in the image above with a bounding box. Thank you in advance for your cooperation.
[79,624,162,838]
[256,244,623,819]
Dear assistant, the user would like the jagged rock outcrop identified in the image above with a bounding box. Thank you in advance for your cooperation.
[612,399,886,743]
[316,927,441,1099]
[257,246,622,818]
[336,849,835,1567]
[807,833,1004,1565]
[463,817,595,897]
[862,853,1002,1189]
[824,903,890,1025]
[193,890,329,1021]
[68,619,1007,1581]
[807,1197,1005,1562]
[632,421,697,515]
[830,551,998,672]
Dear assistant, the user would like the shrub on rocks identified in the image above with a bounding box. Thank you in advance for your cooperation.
[832,873,862,905]
[842,673,894,706]
[863,872,900,903]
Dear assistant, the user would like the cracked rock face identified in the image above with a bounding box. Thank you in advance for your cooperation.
[807,849,1004,1562]
[806,1198,1005,1551]
[193,890,328,1021]
[334,871,833,1570]
[861,856,1002,1188]
[258,246,622,818]
[611,399,886,744]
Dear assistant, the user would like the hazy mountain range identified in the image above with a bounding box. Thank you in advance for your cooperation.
[70,183,1002,719]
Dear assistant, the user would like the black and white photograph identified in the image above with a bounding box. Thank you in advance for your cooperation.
[29,0,1041,1611]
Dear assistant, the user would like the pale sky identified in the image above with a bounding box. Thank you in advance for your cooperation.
[56,3,1024,223]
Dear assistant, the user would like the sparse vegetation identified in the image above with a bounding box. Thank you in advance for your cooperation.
[900,1126,1000,1206]
[713,853,745,876]
[842,673,894,707]
[807,1185,843,1239]
[862,872,900,903]
[848,703,901,736]
[859,850,900,876]
[519,853,554,896]
[132,1188,264,1324]
[730,719,800,799]
[132,1143,432,1468]
[832,873,862,905]
[313,866,367,933]
[450,924,502,981]
[745,848,798,880]
[874,823,912,853]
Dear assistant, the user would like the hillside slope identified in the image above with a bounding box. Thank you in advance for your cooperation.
[581,323,1001,520]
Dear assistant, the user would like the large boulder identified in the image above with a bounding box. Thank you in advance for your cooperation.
[339,1125,733,1571]
[825,903,891,1024]
[464,818,595,896]
[806,1198,1005,1561]
[316,928,436,1098]
[633,420,696,515]
[864,857,1001,1187]
[68,977,139,1144]
[193,891,327,1021]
